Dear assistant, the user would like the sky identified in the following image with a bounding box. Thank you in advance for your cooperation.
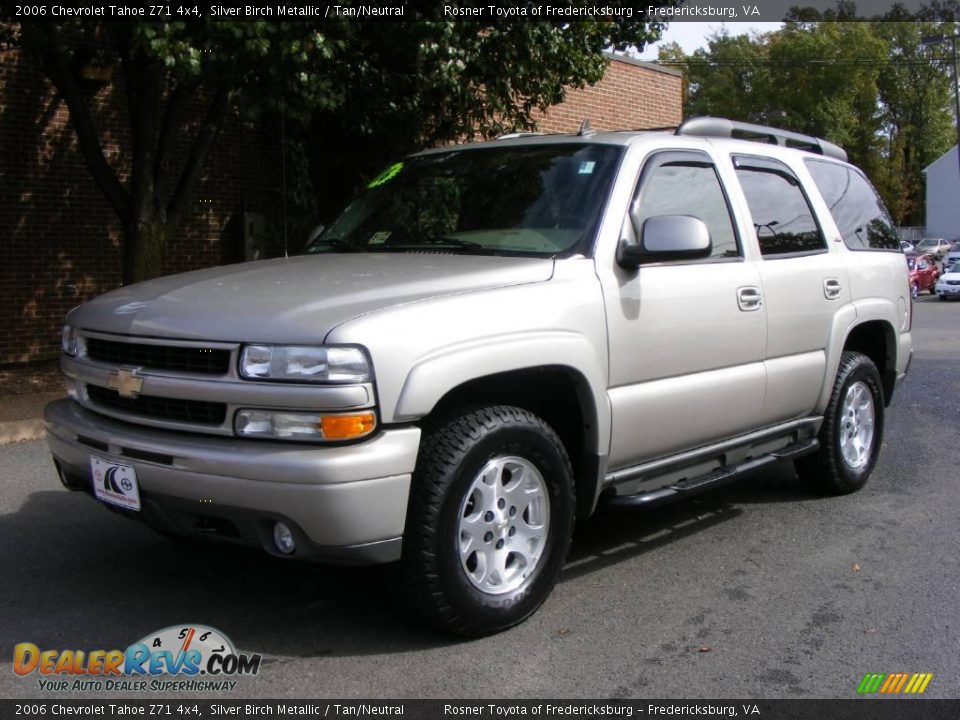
[636,22,784,60]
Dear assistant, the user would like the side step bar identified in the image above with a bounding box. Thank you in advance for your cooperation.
[604,438,819,510]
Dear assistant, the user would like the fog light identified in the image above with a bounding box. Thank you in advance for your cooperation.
[273,522,296,555]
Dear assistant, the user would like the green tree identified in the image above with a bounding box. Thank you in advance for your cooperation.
[13,17,665,283]
[16,20,342,283]
[872,20,955,224]
[766,21,886,175]
[659,10,956,226]
[658,30,773,122]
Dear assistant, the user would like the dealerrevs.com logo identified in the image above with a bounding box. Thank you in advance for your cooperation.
[13,624,261,692]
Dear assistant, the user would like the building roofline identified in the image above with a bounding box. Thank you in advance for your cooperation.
[603,52,683,77]
[923,144,957,173]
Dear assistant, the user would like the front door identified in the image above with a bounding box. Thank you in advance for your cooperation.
[602,149,768,471]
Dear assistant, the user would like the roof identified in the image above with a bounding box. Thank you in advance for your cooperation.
[923,145,957,174]
[603,52,683,78]
[416,118,851,166]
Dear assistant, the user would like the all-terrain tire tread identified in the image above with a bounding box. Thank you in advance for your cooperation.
[797,351,883,496]
[399,405,574,637]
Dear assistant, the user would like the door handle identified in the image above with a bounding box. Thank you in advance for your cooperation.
[824,278,842,300]
[737,286,763,311]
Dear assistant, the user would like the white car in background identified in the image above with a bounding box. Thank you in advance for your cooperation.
[941,242,960,273]
[916,237,952,260]
[900,240,915,252]
[935,260,960,300]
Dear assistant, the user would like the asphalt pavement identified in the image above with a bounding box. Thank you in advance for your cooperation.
[1,296,958,700]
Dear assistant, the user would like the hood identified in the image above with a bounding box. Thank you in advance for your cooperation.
[69,254,554,343]
[938,270,960,282]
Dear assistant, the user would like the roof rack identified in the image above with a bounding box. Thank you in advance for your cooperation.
[496,131,545,140]
[609,126,679,134]
[676,116,847,162]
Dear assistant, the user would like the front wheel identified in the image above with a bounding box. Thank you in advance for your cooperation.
[400,405,575,636]
[796,351,884,495]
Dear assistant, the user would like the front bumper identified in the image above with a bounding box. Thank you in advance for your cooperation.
[45,399,420,564]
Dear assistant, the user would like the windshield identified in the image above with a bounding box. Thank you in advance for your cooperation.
[917,239,939,248]
[950,261,960,273]
[306,143,623,257]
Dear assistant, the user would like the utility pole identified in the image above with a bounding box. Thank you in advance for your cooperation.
[922,33,960,178]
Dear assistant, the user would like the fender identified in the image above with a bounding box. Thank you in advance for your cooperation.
[815,303,858,414]
[394,330,610,458]
[816,298,898,413]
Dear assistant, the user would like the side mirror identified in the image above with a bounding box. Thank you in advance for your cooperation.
[618,215,712,268]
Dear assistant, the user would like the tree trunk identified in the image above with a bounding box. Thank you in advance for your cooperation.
[123,220,170,285]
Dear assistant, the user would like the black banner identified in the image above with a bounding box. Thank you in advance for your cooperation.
[1,0,948,23]
[1,700,960,720]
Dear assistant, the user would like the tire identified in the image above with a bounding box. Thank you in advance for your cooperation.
[400,405,575,637]
[796,351,884,495]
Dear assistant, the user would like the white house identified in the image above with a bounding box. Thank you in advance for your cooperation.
[924,145,960,239]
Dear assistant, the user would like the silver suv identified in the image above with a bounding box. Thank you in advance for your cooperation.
[47,117,913,636]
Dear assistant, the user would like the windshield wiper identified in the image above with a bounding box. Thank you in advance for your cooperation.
[306,238,365,253]
[383,235,485,252]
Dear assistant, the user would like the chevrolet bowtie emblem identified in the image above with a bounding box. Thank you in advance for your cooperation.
[107,369,144,398]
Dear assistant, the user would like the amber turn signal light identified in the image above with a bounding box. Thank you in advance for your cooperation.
[320,412,377,440]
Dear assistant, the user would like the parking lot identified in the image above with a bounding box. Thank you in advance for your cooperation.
[1,296,957,700]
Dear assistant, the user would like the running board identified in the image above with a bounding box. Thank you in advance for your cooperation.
[604,438,819,510]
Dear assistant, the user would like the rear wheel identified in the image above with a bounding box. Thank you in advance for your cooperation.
[796,352,884,495]
[400,405,574,637]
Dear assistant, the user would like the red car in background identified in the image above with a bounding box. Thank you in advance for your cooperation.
[906,252,939,298]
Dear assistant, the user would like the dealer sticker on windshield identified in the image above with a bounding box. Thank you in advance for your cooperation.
[91,457,141,512]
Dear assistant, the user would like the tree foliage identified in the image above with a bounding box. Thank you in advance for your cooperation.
[661,6,957,225]
[11,16,665,282]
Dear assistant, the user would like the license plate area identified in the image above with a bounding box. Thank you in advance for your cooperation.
[90,457,141,512]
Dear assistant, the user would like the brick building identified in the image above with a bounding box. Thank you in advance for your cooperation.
[534,54,682,133]
[0,42,681,366]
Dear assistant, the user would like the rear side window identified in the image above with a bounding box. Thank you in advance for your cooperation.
[805,160,899,250]
[733,155,826,256]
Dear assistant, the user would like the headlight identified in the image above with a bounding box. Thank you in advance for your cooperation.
[235,409,376,441]
[239,345,370,383]
[61,325,77,356]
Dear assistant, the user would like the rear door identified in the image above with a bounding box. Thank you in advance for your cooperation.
[730,154,850,425]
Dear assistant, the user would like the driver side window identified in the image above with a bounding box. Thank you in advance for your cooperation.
[632,152,741,260]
